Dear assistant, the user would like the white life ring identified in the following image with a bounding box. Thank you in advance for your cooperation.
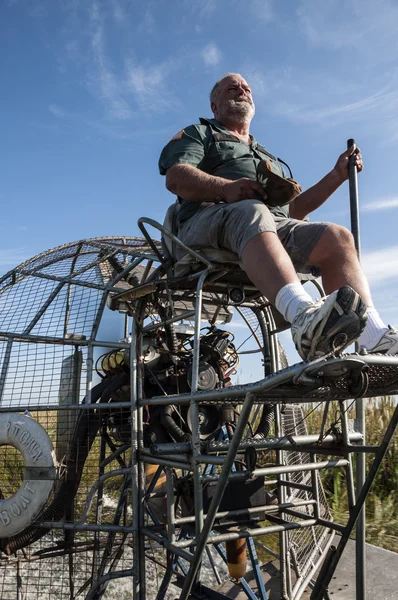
[0,413,57,538]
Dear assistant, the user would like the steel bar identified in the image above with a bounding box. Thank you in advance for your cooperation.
[347,136,367,600]
[16,267,132,292]
[0,401,136,412]
[180,391,256,599]
[205,546,222,586]
[40,522,133,533]
[190,269,213,540]
[136,332,146,599]
[311,402,398,599]
[201,458,349,483]
[177,518,318,548]
[23,281,65,335]
[310,452,320,520]
[140,448,191,465]
[0,336,13,404]
[279,480,313,493]
[140,454,192,471]
[274,396,289,600]
[130,323,141,600]
[85,343,94,405]
[138,217,213,268]
[174,499,316,525]
[165,468,176,544]
[150,432,363,455]
[142,352,398,407]
[247,535,269,600]
[339,400,356,509]
[143,310,196,332]
[140,526,194,562]
[0,331,131,347]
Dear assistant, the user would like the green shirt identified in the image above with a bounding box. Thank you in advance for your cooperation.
[159,117,289,222]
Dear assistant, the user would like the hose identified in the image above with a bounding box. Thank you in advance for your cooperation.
[160,405,187,442]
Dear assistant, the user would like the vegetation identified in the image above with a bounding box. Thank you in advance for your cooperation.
[305,396,398,552]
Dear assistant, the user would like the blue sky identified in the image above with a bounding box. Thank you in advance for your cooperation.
[2,0,398,369]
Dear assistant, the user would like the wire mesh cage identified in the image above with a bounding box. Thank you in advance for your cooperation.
[0,235,342,600]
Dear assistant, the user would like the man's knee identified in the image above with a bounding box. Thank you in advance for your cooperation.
[317,224,355,252]
[324,224,355,250]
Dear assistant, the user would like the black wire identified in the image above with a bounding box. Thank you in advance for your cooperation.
[235,322,260,352]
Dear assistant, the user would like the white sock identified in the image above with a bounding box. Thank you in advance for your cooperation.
[275,283,314,324]
[357,307,388,349]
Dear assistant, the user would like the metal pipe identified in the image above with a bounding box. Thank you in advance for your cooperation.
[40,522,134,533]
[311,402,398,599]
[165,468,176,545]
[130,323,141,600]
[190,269,212,540]
[85,344,94,405]
[201,458,349,483]
[347,137,366,600]
[150,432,363,455]
[174,499,316,525]
[339,400,356,509]
[0,336,13,405]
[142,310,196,332]
[0,331,130,348]
[136,332,146,599]
[177,518,318,548]
[140,526,193,563]
[180,391,256,599]
[140,455,192,471]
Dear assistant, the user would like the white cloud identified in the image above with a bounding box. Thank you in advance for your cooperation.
[88,6,132,120]
[272,83,398,127]
[110,0,124,23]
[0,249,28,271]
[362,197,398,212]
[49,104,65,118]
[202,43,222,67]
[361,245,398,284]
[137,8,156,34]
[297,0,398,56]
[249,0,274,22]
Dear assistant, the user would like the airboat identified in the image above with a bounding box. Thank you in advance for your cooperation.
[0,148,397,599]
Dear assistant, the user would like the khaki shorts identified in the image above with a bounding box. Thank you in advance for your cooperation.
[177,199,330,274]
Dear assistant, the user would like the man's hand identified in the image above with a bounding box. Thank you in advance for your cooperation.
[221,178,267,204]
[333,146,363,184]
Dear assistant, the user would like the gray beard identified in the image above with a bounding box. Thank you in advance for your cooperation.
[220,99,255,123]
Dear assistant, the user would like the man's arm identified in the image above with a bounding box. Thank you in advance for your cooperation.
[289,146,363,220]
[165,164,267,204]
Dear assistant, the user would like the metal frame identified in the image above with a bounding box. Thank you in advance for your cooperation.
[0,230,397,600]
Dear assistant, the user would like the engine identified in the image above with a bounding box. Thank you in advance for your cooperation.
[101,325,239,446]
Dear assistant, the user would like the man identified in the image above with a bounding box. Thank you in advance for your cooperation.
[159,73,398,360]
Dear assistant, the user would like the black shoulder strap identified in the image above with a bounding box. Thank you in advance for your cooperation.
[255,143,277,161]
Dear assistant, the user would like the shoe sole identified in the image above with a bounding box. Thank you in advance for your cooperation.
[309,286,367,359]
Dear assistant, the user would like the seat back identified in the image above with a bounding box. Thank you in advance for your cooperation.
[162,201,241,277]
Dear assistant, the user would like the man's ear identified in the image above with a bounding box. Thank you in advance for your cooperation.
[210,101,217,115]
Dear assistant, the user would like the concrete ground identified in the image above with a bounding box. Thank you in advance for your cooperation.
[210,538,398,599]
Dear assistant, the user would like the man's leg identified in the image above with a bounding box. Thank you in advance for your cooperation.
[178,201,367,359]
[307,224,373,305]
[240,230,300,303]
[241,229,367,359]
[307,224,398,353]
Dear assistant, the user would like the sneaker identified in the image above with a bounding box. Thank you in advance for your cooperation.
[291,285,367,361]
[366,325,398,355]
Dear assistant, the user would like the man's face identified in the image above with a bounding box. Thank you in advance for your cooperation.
[212,75,255,123]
